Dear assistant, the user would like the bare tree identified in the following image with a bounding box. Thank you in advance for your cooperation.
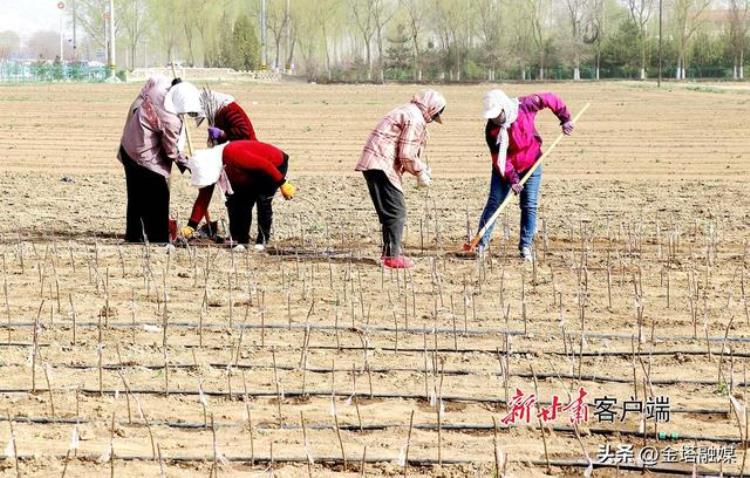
[529,0,552,80]
[267,0,290,69]
[403,0,426,81]
[433,0,471,81]
[589,0,607,80]
[476,0,502,81]
[506,0,534,79]
[148,0,182,64]
[729,0,749,79]
[0,31,21,61]
[372,0,397,83]
[120,0,146,69]
[671,0,712,80]
[285,9,297,72]
[26,31,67,60]
[293,0,320,78]
[349,0,376,80]
[565,0,591,80]
[312,0,341,80]
[180,0,204,66]
[624,0,654,80]
[71,0,123,53]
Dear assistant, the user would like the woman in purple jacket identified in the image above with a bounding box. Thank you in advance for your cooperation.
[475,89,574,260]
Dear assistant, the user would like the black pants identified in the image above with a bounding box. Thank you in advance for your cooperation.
[226,188,274,245]
[363,170,406,257]
[121,147,170,243]
[225,155,288,245]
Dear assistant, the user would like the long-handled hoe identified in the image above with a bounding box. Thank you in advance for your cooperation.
[456,102,591,257]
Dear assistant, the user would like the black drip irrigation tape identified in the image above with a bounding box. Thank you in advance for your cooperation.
[0,415,743,445]
[32,361,750,388]
[5,320,749,344]
[2,339,746,359]
[0,388,731,415]
[265,247,379,265]
[0,453,742,476]
[0,342,49,348]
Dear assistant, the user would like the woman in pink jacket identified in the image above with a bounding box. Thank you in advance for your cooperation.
[475,89,574,260]
[355,89,446,269]
[119,76,203,243]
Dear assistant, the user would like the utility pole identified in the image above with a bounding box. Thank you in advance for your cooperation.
[57,1,66,62]
[285,0,290,72]
[261,0,267,69]
[72,0,77,60]
[658,0,663,87]
[108,0,116,75]
[59,6,64,62]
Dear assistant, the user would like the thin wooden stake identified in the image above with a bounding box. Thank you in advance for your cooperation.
[402,410,415,477]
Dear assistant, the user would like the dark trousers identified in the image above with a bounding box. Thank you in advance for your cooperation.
[121,147,170,243]
[225,155,287,245]
[363,170,406,257]
[255,194,273,245]
[226,188,274,245]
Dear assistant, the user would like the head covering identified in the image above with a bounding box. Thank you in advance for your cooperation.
[199,90,236,126]
[141,75,172,96]
[482,89,519,177]
[164,81,204,116]
[206,91,235,110]
[411,89,446,124]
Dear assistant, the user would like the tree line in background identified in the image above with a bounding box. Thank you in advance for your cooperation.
[0,0,748,81]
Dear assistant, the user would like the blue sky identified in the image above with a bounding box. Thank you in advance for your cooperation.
[0,0,65,40]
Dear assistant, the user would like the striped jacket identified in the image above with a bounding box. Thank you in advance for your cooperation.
[355,90,446,192]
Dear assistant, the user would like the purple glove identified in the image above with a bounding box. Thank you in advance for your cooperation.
[208,126,224,141]
[562,121,574,136]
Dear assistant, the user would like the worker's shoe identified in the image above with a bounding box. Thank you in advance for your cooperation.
[520,246,533,262]
[253,243,266,252]
[382,255,415,269]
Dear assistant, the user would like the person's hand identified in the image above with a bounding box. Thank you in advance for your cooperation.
[280,181,296,200]
[506,168,522,194]
[208,126,224,140]
[417,169,431,187]
[562,121,574,136]
[181,225,195,239]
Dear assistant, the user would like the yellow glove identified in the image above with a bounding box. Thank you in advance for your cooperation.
[280,181,296,200]
[181,225,195,239]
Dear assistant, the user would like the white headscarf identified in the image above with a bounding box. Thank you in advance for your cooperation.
[212,91,235,110]
[482,89,519,177]
[164,82,203,116]
[200,90,236,124]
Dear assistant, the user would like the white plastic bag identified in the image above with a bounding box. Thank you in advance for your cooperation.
[188,142,228,188]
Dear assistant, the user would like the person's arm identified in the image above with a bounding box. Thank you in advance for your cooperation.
[522,92,572,125]
[397,120,426,176]
[161,114,188,169]
[239,153,286,185]
[486,122,518,180]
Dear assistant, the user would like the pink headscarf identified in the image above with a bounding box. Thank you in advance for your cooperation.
[411,89,446,123]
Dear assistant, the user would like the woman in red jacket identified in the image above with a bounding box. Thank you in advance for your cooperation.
[184,91,272,246]
[188,140,296,247]
[203,90,257,145]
